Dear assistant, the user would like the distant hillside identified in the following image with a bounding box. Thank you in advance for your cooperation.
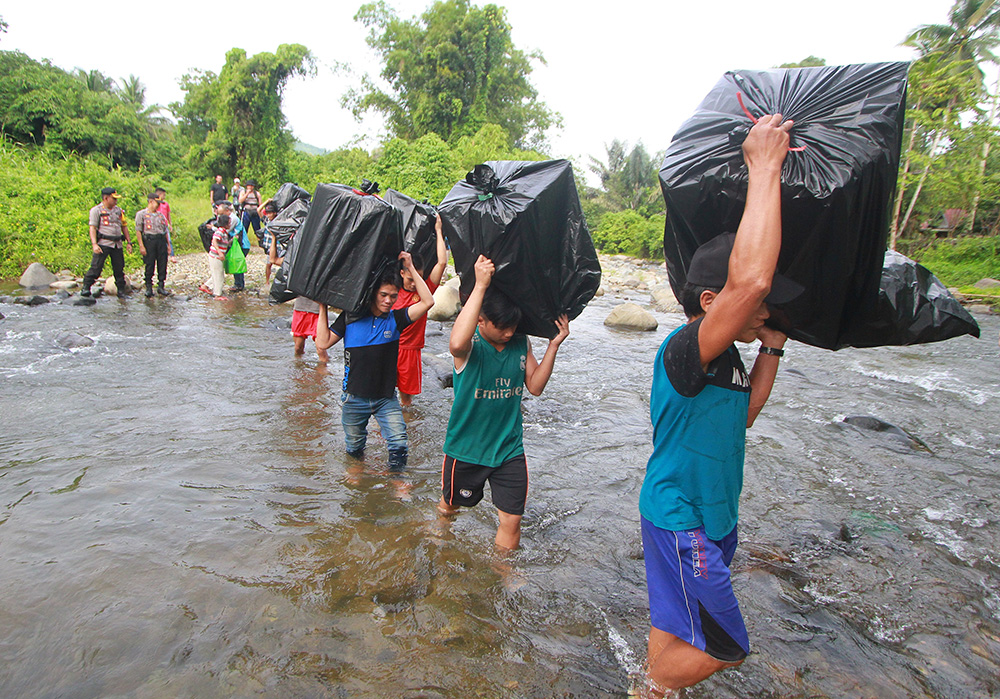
[293,140,328,156]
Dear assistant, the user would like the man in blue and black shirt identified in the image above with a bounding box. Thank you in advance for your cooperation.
[639,113,804,698]
[315,252,434,471]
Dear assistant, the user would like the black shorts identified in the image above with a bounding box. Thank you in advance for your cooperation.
[441,454,528,516]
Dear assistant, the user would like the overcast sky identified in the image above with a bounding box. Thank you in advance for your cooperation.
[4,0,955,177]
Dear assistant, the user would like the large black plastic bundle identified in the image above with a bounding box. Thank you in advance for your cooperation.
[439,160,601,339]
[382,188,438,268]
[268,236,298,305]
[842,251,979,346]
[659,62,940,349]
[269,198,311,250]
[284,183,404,314]
[271,182,311,212]
[197,219,214,253]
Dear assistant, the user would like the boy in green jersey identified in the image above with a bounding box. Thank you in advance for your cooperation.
[438,255,570,550]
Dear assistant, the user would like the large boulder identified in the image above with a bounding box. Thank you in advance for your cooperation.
[14,295,50,306]
[428,284,461,321]
[973,278,1000,289]
[19,263,57,288]
[605,303,658,331]
[650,286,682,313]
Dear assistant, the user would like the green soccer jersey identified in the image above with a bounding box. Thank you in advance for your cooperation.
[443,329,528,467]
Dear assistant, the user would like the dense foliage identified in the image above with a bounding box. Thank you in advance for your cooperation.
[345,0,556,149]
[172,45,314,187]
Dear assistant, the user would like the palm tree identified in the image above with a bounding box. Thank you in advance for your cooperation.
[73,68,117,93]
[118,74,146,109]
[890,0,1000,247]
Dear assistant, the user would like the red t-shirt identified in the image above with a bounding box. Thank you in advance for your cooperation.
[392,279,439,350]
[158,201,171,225]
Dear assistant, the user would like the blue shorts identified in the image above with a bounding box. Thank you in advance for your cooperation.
[641,517,749,662]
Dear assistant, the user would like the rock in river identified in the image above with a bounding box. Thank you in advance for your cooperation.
[19,263,57,288]
[428,285,461,321]
[605,303,658,331]
[56,332,95,349]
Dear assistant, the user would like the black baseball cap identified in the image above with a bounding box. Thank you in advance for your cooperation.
[101,187,120,198]
[146,192,159,200]
[687,233,803,305]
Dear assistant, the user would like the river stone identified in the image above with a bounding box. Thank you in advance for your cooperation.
[56,289,71,300]
[73,297,97,306]
[968,304,993,314]
[605,303,658,331]
[56,331,95,349]
[19,263,58,288]
[0,296,12,304]
[650,286,682,313]
[50,280,79,290]
[104,277,132,296]
[423,353,454,388]
[0,311,4,320]
[973,278,1000,289]
[428,285,461,321]
[623,277,642,288]
[595,286,605,297]
[14,295,50,306]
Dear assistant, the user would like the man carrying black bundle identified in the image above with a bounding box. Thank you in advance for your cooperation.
[314,252,435,471]
[81,187,132,297]
[638,114,801,698]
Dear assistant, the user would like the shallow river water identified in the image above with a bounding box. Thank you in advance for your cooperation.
[0,289,998,698]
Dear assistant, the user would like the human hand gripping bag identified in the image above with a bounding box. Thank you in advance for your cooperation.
[438,160,602,339]
[382,188,439,268]
[659,62,978,349]
[284,183,404,314]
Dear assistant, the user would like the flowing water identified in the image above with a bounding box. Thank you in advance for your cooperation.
[0,289,998,698]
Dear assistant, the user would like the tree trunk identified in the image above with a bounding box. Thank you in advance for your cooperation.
[899,128,945,238]
[889,97,924,250]
[966,67,1000,234]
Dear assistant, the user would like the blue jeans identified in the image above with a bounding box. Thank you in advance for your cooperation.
[340,392,408,468]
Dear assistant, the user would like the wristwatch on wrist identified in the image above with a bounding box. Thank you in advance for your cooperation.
[759,346,784,357]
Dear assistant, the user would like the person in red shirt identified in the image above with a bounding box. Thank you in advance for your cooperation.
[393,214,447,407]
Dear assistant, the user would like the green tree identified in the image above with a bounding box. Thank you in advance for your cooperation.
[892,0,1000,245]
[777,56,827,68]
[588,140,660,214]
[173,45,314,187]
[73,68,116,93]
[346,0,557,149]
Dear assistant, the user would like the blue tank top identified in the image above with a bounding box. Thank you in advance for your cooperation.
[640,319,751,540]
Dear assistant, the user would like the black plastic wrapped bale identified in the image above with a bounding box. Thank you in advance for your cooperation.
[268,235,298,305]
[269,198,311,254]
[660,62,912,349]
[284,183,404,314]
[840,251,979,346]
[382,188,439,270]
[197,219,214,253]
[271,182,311,212]
[438,160,602,339]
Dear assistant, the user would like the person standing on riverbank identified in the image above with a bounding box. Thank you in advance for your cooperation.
[210,175,227,212]
[394,215,448,407]
[239,180,263,249]
[314,252,435,472]
[437,255,570,551]
[638,114,801,699]
[200,214,231,298]
[81,187,132,297]
[135,193,171,297]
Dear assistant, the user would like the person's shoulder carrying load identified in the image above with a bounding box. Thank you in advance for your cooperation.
[659,61,979,349]
[438,159,602,339]
[382,188,438,267]
[284,179,404,315]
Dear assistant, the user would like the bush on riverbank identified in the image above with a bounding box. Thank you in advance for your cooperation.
[912,236,1000,287]
[590,210,665,259]
[0,143,158,277]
